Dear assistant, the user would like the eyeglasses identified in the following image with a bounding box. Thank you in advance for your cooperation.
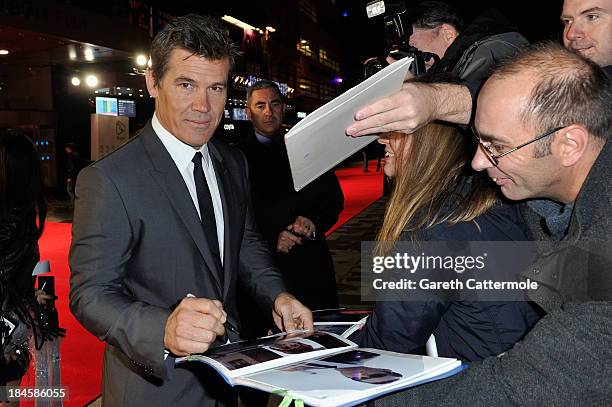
[471,125,565,166]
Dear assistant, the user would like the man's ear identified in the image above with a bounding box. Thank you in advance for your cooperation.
[245,106,252,121]
[440,23,459,45]
[557,124,590,167]
[145,68,158,98]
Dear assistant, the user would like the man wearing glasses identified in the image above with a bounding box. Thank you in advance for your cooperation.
[371,41,612,406]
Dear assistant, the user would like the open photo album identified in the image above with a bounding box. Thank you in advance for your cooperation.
[175,330,464,406]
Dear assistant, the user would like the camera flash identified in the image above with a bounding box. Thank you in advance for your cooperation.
[366,1,386,18]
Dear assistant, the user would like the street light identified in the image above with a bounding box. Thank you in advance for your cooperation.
[84,48,94,61]
[221,15,260,32]
[85,74,98,87]
[136,54,148,66]
[71,76,81,86]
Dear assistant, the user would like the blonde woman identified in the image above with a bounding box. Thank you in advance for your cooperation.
[358,124,540,361]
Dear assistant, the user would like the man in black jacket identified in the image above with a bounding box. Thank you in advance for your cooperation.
[237,80,344,336]
[407,1,529,81]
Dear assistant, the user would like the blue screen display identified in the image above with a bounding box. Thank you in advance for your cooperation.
[96,97,118,116]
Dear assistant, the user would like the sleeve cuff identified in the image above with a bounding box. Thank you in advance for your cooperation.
[463,80,483,124]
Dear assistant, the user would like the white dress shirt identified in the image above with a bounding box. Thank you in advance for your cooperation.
[152,113,224,265]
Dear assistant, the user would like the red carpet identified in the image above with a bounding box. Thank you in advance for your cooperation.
[25,161,381,405]
[328,161,384,235]
[24,222,104,407]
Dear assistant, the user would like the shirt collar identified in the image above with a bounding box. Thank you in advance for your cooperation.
[152,112,210,170]
[254,131,276,146]
[527,198,574,240]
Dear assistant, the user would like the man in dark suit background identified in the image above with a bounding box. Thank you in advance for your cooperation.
[237,80,344,333]
[69,15,312,406]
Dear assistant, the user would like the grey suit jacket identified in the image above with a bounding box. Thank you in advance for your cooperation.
[69,123,287,406]
[372,140,612,406]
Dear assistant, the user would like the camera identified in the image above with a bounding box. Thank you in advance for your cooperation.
[364,0,439,78]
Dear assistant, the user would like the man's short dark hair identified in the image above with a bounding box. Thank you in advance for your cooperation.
[491,41,612,156]
[246,80,283,105]
[150,14,240,85]
[413,1,463,32]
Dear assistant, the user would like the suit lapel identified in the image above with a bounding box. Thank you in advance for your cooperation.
[140,124,223,296]
[209,141,234,299]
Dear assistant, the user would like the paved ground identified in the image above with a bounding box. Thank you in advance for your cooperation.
[46,198,74,223]
[327,197,387,307]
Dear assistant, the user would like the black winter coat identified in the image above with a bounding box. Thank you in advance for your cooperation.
[237,132,344,319]
[358,201,541,362]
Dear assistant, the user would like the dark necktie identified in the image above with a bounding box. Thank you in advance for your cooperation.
[192,152,223,275]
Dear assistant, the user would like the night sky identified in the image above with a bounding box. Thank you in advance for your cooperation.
[63,0,569,91]
[144,0,567,88]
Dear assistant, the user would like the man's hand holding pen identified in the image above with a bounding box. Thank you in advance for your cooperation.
[164,295,230,356]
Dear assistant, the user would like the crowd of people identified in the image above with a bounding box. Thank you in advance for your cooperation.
[347,1,612,405]
[1,0,611,405]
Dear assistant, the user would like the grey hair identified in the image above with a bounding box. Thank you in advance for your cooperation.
[246,80,283,105]
[150,14,240,85]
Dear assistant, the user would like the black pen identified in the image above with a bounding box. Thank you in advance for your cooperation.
[224,321,239,335]
[312,307,347,313]
[186,293,237,337]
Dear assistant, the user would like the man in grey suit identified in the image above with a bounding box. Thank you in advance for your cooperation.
[69,14,312,406]
[371,43,612,405]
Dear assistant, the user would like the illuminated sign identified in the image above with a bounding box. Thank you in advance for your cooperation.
[96,97,118,116]
[118,100,136,117]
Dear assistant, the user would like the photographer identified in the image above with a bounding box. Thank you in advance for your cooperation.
[408,1,529,81]
[354,1,529,137]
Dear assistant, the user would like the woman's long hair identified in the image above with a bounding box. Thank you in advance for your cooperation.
[0,133,47,237]
[375,123,498,255]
